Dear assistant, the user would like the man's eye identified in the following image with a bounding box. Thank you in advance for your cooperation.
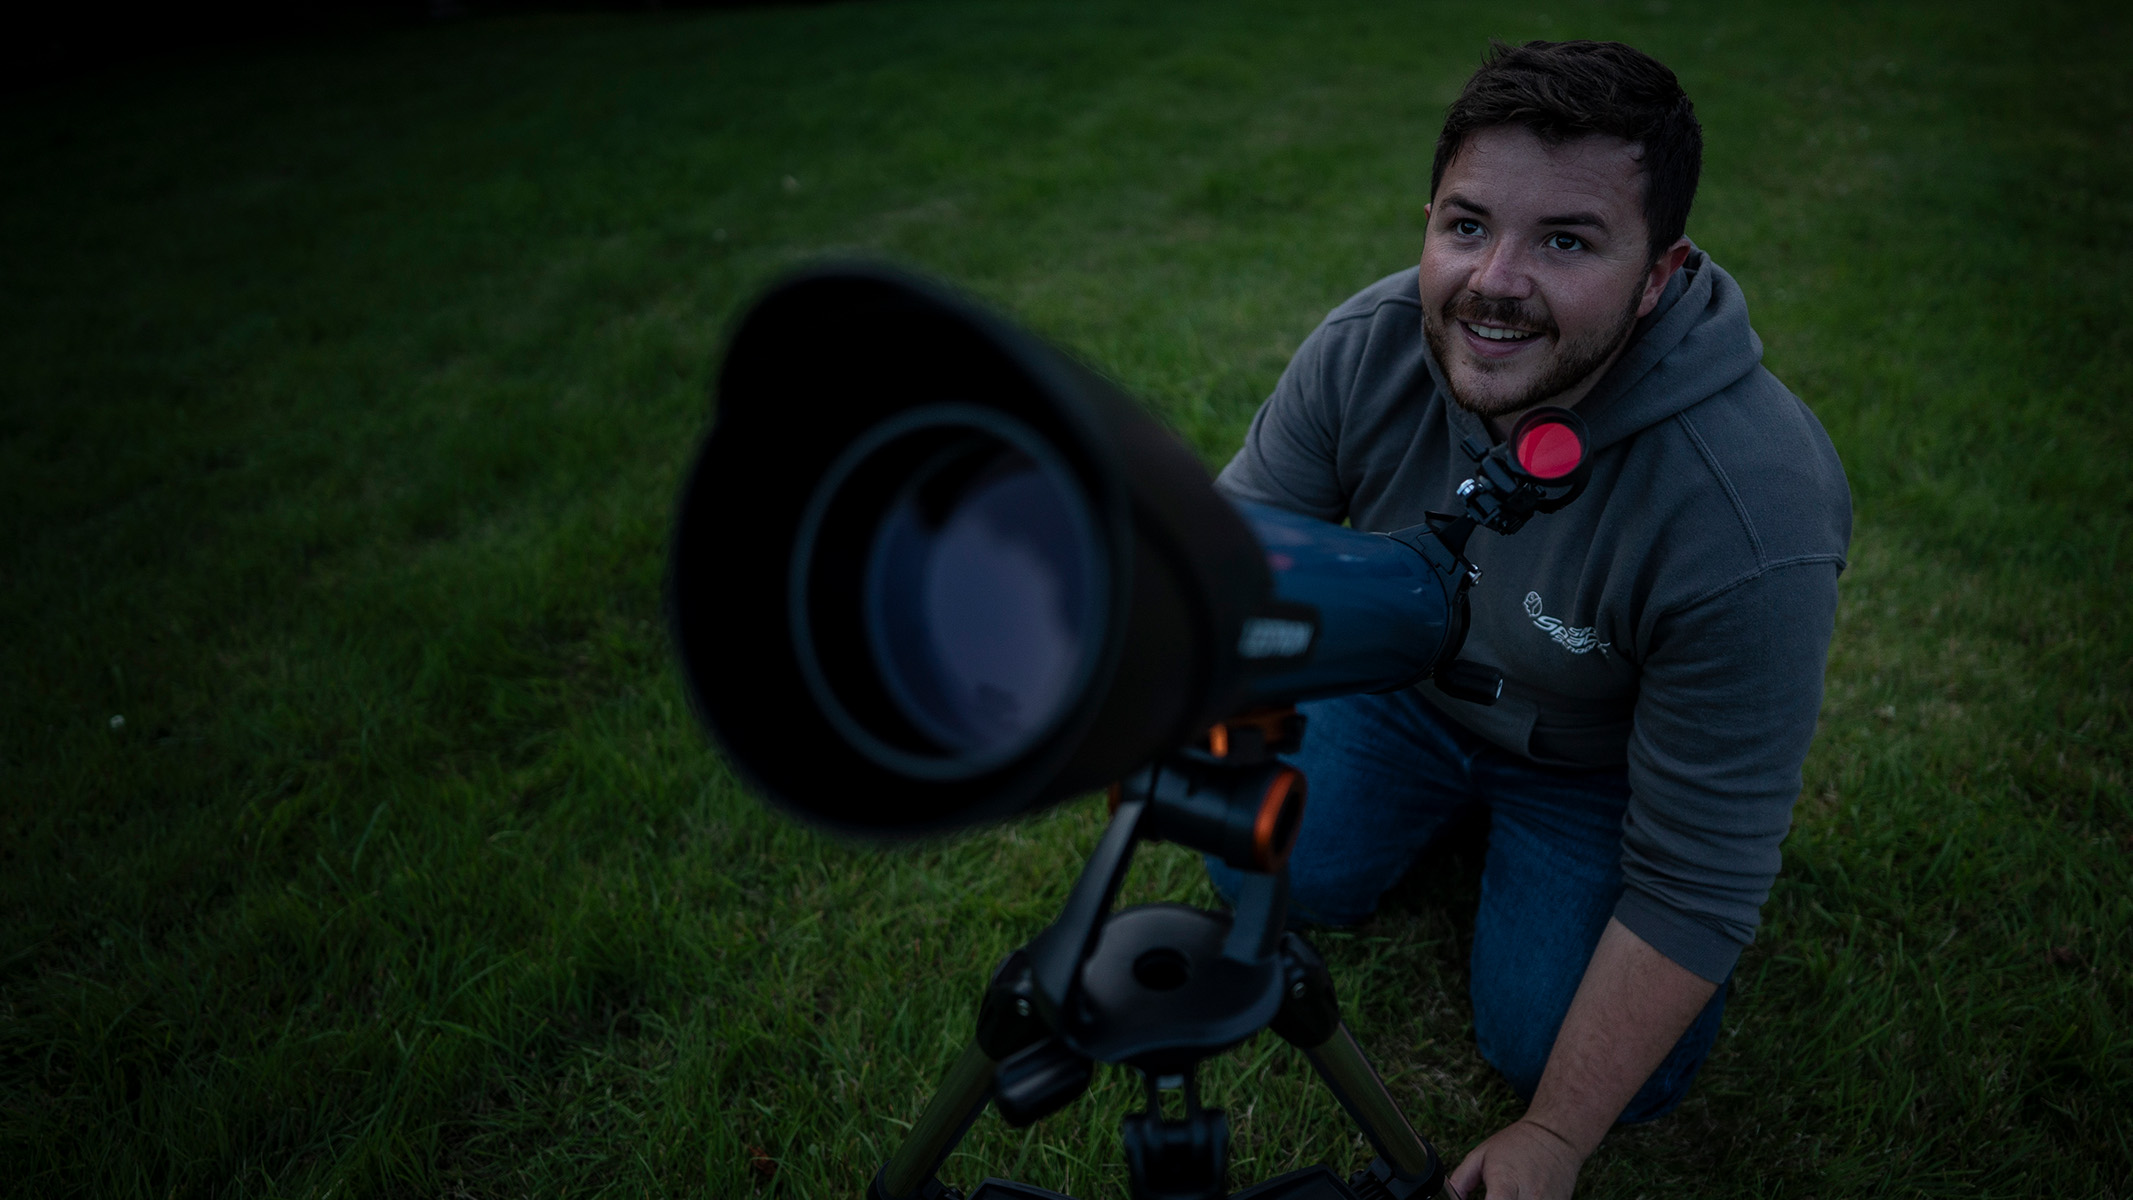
[1453,219,1484,237]
[1544,232,1586,252]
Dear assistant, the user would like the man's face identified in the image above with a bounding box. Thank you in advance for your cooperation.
[1420,125,1687,423]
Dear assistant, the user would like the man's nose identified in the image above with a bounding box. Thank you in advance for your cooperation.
[1469,239,1533,299]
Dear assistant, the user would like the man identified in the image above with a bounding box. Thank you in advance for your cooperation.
[1208,41,1851,1198]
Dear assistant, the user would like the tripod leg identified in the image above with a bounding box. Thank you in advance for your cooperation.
[876,949,1058,1200]
[874,1039,997,1200]
[1301,1023,1441,1189]
[1271,934,1444,1193]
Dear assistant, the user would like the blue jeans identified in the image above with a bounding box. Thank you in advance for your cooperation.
[1205,689,1726,1123]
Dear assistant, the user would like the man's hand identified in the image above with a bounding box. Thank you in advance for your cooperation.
[1446,1117,1586,1200]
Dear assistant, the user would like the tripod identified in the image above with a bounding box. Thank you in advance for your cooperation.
[867,710,1449,1200]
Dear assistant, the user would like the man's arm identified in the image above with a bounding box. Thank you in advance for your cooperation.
[1447,562,1841,1196]
[1212,308,1361,522]
[1447,918,1716,1198]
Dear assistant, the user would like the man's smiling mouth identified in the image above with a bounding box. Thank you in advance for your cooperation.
[1464,322,1539,342]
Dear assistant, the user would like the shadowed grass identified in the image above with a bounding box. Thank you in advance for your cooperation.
[1,1,2126,1196]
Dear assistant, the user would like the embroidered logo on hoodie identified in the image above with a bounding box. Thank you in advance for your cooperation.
[1524,591,1612,657]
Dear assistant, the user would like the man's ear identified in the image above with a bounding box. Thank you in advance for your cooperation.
[1637,238,1693,318]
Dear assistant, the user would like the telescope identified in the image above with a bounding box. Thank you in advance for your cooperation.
[668,266,1590,1200]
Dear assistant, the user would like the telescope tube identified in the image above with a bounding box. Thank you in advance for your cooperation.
[668,266,1490,837]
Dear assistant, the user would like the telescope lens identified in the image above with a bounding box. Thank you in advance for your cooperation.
[866,445,1098,756]
[789,402,1111,782]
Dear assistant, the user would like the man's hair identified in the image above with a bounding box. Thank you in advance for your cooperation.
[1431,40,1703,260]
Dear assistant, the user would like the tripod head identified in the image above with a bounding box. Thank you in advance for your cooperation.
[873,710,1447,1200]
[1024,712,1306,1075]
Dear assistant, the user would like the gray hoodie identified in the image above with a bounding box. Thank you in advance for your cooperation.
[1215,250,1851,982]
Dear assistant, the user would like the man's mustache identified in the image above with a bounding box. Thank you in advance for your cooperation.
[1443,294,1557,338]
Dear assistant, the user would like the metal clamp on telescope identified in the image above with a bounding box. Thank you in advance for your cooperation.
[666,265,1594,1200]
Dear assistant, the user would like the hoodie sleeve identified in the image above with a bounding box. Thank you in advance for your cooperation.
[1613,558,1842,982]
[1213,317,1352,522]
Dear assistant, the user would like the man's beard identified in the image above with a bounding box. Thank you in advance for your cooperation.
[1425,284,1645,419]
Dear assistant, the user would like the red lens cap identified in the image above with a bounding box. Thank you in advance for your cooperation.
[1515,419,1584,480]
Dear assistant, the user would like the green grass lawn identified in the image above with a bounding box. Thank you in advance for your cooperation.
[2,1,2127,1195]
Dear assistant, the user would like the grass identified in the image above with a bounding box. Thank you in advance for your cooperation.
[0,0,2127,1195]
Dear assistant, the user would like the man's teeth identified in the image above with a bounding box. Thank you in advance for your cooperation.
[1466,323,1536,341]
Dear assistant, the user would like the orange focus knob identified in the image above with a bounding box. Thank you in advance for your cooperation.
[1252,766,1306,872]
